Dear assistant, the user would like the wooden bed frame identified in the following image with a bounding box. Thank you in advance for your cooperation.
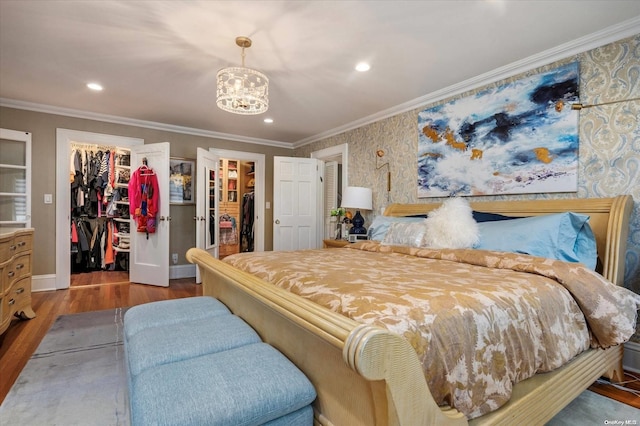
[186,195,633,426]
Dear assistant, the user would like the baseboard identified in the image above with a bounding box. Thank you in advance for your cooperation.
[169,264,196,279]
[623,341,640,373]
[32,274,57,292]
[33,265,195,292]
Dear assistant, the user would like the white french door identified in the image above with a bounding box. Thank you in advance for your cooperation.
[273,156,322,251]
[195,148,219,283]
[129,142,170,287]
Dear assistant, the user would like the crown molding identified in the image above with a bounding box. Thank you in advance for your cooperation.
[292,16,640,149]
[0,98,293,149]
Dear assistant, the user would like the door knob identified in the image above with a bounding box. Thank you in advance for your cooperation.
[200,216,205,221]
[159,216,165,221]
[275,219,280,224]
[193,216,199,221]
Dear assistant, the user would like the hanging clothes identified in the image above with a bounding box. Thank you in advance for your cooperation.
[128,162,160,238]
[104,220,115,266]
[70,144,131,275]
[240,192,255,252]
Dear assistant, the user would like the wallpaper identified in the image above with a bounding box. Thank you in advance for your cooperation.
[296,35,639,339]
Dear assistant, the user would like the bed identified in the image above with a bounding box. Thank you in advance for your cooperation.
[186,195,637,426]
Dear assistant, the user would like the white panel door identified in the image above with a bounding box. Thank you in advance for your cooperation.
[130,142,170,286]
[195,147,219,283]
[273,156,321,251]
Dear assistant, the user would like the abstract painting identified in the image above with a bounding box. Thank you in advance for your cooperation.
[417,61,580,197]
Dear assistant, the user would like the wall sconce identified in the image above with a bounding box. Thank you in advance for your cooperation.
[376,149,391,193]
[555,97,639,112]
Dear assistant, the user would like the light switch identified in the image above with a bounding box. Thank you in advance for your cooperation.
[44,194,53,204]
[266,201,270,209]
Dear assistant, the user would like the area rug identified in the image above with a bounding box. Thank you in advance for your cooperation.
[0,308,129,426]
[1,309,638,425]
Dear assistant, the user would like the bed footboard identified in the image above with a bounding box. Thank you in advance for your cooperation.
[186,248,468,426]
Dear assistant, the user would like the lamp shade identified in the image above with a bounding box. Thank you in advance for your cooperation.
[341,187,372,210]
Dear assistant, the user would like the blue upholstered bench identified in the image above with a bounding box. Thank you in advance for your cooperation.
[123,296,316,426]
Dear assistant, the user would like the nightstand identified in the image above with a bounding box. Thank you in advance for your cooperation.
[323,239,349,248]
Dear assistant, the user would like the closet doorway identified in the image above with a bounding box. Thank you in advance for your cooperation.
[55,129,144,290]
[69,143,131,285]
[311,144,348,239]
[217,158,255,257]
[209,149,265,256]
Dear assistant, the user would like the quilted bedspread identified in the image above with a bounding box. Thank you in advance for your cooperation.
[223,241,640,419]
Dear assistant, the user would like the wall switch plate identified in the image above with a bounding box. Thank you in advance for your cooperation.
[44,194,53,204]
[171,253,178,264]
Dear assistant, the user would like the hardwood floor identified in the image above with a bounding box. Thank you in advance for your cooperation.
[589,371,640,409]
[0,278,201,405]
[1,277,638,412]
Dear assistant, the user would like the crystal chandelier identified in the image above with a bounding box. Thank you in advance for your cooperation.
[216,36,269,115]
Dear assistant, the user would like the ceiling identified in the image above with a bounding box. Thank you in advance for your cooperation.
[1,1,639,148]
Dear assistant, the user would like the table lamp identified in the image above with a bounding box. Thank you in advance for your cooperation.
[341,186,373,235]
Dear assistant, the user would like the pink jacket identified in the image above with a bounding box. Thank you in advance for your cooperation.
[128,166,160,224]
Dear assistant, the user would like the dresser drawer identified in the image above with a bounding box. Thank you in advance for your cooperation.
[0,236,14,264]
[9,252,31,284]
[2,253,31,294]
[13,232,33,255]
[0,262,8,295]
[0,296,7,334]
[6,276,31,314]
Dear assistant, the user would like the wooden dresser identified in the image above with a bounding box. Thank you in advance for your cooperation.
[0,228,36,335]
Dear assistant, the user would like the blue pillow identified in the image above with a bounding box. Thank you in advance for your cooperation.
[367,216,426,241]
[476,212,597,269]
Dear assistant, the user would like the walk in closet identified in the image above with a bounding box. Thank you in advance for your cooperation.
[218,159,255,258]
[70,143,131,279]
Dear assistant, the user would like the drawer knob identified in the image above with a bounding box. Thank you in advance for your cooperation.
[8,299,15,306]
[16,263,24,270]
[15,287,25,294]
[9,245,16,251]
[8,271,15,278]
[17,241,26,247]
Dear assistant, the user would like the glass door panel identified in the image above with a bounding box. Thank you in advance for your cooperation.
[0,167,27,193]
[0,138,26,165]
[0,129,31,228]
[206,167,216,249]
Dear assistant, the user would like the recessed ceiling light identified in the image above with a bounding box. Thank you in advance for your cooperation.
[355,62,370,72]
[87,82,103,91]
[264,118,273,124]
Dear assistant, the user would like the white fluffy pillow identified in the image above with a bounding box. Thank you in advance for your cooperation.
[422,198,479,249]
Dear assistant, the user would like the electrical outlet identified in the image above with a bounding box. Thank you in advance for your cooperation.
[171,253,178,264]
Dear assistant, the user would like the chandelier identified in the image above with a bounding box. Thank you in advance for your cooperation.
[216,36,269,115]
